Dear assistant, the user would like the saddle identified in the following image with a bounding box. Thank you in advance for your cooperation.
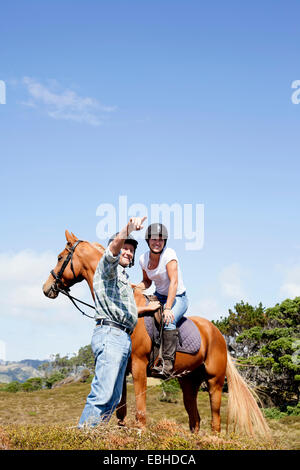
[142,295,201,374]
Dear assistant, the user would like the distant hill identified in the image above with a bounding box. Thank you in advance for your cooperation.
[0,359,47,383]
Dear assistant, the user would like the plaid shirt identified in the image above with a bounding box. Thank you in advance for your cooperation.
[93,246,138,332]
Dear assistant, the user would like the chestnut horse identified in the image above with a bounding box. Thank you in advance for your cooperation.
[43,231,270,437]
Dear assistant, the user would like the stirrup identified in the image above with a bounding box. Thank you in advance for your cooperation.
[151,363,164,378]
[151,360,174,379]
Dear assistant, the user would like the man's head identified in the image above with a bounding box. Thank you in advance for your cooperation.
[108,233,138,268]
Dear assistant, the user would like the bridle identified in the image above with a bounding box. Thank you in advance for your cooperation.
[51,240,81,287]
[50,240,95,319]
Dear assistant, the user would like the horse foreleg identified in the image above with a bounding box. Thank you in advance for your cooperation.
[131,357,148,427]
[116,374,127,426]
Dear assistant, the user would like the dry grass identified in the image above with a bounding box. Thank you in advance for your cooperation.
[0,381,298,450]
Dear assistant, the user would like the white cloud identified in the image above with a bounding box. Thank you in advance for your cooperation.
[279,265,300,298]
[0,249,55,282]
[0,249,93,325]
[219,263,247,300]
[21,77,116,126]
[188,298,222,321]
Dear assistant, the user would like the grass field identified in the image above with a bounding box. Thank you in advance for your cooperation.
[0,380,299,450]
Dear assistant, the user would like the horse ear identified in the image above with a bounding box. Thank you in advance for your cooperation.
[65,230,74,244]
[71,232,78,241]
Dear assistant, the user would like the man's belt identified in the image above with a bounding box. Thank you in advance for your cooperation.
[96,319,132,335]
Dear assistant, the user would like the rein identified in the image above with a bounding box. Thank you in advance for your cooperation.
[50,240,95,320]
[55,286,96,319]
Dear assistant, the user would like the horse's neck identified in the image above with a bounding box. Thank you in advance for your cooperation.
[78,242,104,298]
[133,287,148,308]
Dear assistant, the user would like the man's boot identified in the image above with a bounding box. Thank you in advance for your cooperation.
[151,329,178,379]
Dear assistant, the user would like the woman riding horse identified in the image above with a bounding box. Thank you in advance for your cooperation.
[137,223,188,378]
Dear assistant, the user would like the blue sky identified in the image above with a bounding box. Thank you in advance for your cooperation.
[1,1,300,361]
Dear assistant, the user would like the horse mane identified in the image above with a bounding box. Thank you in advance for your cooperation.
[91,242,105,254]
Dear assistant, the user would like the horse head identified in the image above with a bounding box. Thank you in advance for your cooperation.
[42,230,86,299]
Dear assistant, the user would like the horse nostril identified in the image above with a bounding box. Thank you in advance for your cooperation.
[43,283,58,299]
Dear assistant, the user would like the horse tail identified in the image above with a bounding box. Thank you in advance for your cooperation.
[225,352,271,437]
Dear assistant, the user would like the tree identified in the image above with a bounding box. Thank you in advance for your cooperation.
[213,300,267,335]
[213,298,300,407]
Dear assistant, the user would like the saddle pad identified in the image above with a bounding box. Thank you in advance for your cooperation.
[144,316,201,355]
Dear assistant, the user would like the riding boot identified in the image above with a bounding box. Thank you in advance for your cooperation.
[151,329,178,379]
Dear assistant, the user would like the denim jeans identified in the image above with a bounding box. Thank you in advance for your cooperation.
[154,291,189,330]
[78,324,132,427]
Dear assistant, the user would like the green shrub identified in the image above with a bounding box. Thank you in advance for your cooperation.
[3,381,22,393]
[21,378,43,392]
[236,326,263,343]
[263,408,286,420]
[213,301,267,335]
[286,403,300,416]
[245,356,275,367]
[263,404,300,419]
[159,379,180,403]
[44,372,66,389]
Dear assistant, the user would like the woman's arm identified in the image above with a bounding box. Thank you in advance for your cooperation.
[135,269,152,291]
[164,260,178,324]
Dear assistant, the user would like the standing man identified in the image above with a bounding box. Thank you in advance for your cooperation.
[78,216,146,428]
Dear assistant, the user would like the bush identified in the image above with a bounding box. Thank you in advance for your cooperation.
[236,326,263,343]
[159,379,180,403]
[263,407,286,420]
[21,378,43,392]
[286,403,300,416]
[213,301,267,335]
[263,403,300,419]
[3,381,22,393]
[44,372,66,389]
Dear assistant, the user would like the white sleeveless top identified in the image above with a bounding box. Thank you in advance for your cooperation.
[139,247,186,296]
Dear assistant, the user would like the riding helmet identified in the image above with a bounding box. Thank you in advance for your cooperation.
[145,223,168,252]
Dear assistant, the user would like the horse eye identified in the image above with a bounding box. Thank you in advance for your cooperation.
[58,256,63,262]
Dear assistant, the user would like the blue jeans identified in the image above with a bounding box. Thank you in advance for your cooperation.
[78,324,131,427]
[154,291,189,330]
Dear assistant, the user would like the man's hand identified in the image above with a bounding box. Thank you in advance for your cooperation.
[127,216,147,235]
[147,300,161,312]
[109,216,147,257]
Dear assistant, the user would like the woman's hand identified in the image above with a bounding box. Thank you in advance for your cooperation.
[163,308,175,325]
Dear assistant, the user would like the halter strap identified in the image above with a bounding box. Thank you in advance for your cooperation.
[50,240,96,319]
